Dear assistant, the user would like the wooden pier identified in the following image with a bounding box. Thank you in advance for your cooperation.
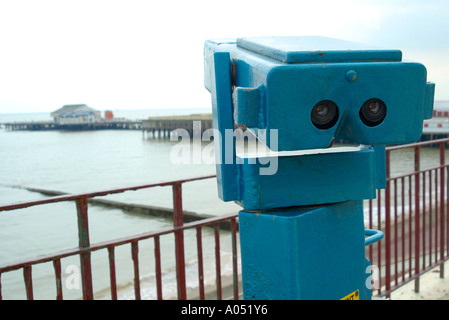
[1,114,214,138]
[2,120,142,131]
[141,113,213,138]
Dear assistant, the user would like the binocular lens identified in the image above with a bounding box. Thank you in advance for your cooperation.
[359,98,387,127]
[311,100,339,130]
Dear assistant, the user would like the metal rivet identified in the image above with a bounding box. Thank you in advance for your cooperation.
[346,70,358,82]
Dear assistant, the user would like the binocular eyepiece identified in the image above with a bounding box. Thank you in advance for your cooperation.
[311,98,387,130]
[359,98,387,127]
[311,100,339,130]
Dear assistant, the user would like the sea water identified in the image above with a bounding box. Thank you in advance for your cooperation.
[0,108,447,299]
[0,109,241,300]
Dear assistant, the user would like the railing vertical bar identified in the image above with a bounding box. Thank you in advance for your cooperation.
[0,273,2,300]
[429,169,432,266]
[107,246,117,300]
[172,182,186,300]
[414,145,421,293]
[23,266,33,300]
[196,227,205,300]
[444,167,449,255]
[377,189,382,296]
[434,168,438,265]
[215,223,222,300]
[394,178,398,286]
[53,259,63,300]
[131,241,141,300]
[76,197,93,300]
[409,175,413,278]
[431,169,435,265]
[428,169,432,266]
[385,150,391,297]
[154,236,163,300]
[440,142,446,278]
[422,171,427,269]
[401,177,406,282]
[231,218,239,300]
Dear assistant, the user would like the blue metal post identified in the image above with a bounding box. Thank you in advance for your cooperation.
[239,201,368,300]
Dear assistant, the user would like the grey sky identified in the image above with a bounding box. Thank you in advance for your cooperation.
[0,0,447,113]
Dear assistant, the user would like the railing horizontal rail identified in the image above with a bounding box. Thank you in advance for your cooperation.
[0,174,216,212]
[387,163,449,181]
[386,137,449,151]
[0,212,238,274]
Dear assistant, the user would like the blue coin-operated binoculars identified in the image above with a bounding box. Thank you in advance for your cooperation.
[204,36,435,300]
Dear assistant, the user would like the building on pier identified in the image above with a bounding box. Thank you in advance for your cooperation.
[51,104,101,125]
[422,102,449,141]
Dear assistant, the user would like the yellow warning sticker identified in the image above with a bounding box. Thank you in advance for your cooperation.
[341,289,359,300]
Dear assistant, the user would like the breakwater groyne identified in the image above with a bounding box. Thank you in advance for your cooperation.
[6,185,235,230]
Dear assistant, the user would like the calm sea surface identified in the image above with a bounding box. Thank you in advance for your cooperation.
[0,108,446,299]
[0,109,241,300]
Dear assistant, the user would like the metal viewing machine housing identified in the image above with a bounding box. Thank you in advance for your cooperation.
[204,36,435,300]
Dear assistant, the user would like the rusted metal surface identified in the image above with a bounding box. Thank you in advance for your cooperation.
[214,223,222,300]
[440,142,446,279]
[107,247,117,300]
[230,218,239,300]
[154,236,163,300]
[53,259,63,300]
[23,266,33,300]
[76,197,93,300]
[131,241,141,300]
[172,183,187,300]
[196,226,205,300]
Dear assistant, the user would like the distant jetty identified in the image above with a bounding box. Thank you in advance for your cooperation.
[2,104,141,131]
[142,113,213,138]
[1,104,214,135]
[2,113,213,135]
[2,119,142,131]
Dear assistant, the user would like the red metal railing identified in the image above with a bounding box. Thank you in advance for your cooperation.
[0,175,240,300]
[367,137,449,297]
[1,138,449,300]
